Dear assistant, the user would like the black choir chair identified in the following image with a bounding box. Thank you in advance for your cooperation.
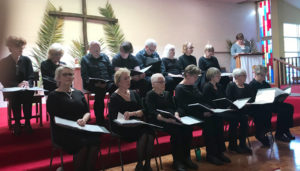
[106,102,161,171]
[5,72,43,130]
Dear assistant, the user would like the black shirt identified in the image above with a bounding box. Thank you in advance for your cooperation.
[41,59,66,92]
[249,79,271,98]
[225,82,253,102]
[80,53,113,89]
[162,58,182,75]
[198,56,221,72]
[175,84,213,117]
[178,54,197,71]
[0,55,34,87]
[203,82,225,101]
[145,90,176,123]
[112,53,139,70]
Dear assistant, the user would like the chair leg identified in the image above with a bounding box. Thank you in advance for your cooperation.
[36,103,38,123]
[155,136,163,169]
[99,147,105,171]
[154,156,159,171]
[49,148,54,170]
[60,150,64,170]
[39,101,43,127]
[118,139,124,171]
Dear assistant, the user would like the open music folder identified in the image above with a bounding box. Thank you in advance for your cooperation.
[130,65,152,76]
[0,87,46,92]
[114,112,162,128]
[252,87,291,104]
[213,97,251,110]
[54,116,109,133]
[156,109,203,125]
[188,103,232,114]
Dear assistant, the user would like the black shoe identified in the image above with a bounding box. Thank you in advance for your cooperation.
[172,161,186,171]
[206,155,224,166]
[255,135,271,147]
[285,131,295,140]
[217,153,231,163]
[143,164,152,171]
[183,158,198,170]
[239,145,252,154]
[275,133,291,142]
[135,163,143,171]
[228,144,244,153]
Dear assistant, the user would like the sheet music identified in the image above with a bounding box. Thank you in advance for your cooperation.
[180,116,203,125]
[115,113,162,128]
[54,116,109,133]
[1,87,46,92]
[233,98,251,109]
[253,89,275,104]
[284,87,291,94]
[221,73,232,77]
[188,103,232,113]
[140,65,152,73]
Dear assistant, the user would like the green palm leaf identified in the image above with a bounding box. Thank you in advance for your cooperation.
[70,39,85,62]
[32,1,64,69]
[99,1,125,56]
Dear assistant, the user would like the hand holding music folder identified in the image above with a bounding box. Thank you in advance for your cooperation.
[188,103,232,114]
[213,97,251,110]
[54,116,109,133]
[156,109,203,125]
[130,65,152,76]
[114,112,162,128]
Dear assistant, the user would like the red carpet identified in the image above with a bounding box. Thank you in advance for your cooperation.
[0,85,300,171]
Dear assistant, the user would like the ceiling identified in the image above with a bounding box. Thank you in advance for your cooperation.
[284,0,300,9]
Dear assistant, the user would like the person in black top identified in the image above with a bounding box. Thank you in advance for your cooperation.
[145,73,190,171]
[161,44,183,93]
[178,42,197,71]
[109,68,154,171]
[226,68,272,147]
[249,65,294,142]
[112,41,148,97]
[175,65,230,166]
[0,36,34,135]
[41,43,66,94]
[203,68,251,154]
[47,65,100,171]
[80,40,115,125]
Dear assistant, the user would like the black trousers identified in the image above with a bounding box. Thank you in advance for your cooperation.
[6,91,34,124]
[163,123,193,162]
[165,76,183,94]
[86,82,116,124]
[203,116,226,156]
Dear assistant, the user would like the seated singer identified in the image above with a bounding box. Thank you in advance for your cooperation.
[41,43,66,93]
[249,65,294,142]
[0,36,34,135]
[175,65,230,166]
[108,68,154,171]
[47,65,100,171]
[81,40,115,125]
[145,73,192,171]
[203,67,251,154]
[112,41,148,97]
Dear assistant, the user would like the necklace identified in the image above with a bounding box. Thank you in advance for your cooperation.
[64,90,72,99]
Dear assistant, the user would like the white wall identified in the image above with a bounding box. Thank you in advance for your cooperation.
[1,0,259,71]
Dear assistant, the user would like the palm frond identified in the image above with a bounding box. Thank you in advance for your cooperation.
[32,1,64,69]
[226,39,233,52]
[99,1,125,56]
[70,39,85,62]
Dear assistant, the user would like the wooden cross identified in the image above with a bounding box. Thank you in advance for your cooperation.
[49,0,118,53]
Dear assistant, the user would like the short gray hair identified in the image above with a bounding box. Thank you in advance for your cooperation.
[89,40,101,48]
[162,44,175,58]
[206,67,221,81]
[151,73,165,84]
[232,68,247,78]
[253,65,267,75]
[145,38,157,47]
[48,43,64,60]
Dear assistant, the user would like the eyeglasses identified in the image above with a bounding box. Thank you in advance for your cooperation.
[62,73,74,77]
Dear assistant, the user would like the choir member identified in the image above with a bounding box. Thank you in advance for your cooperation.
[145,73,191,171]
[112,41,148,97]
[136,39,167,93]
[178,42,196,71]
[161,44,183,93]
[226,68,271,146]
[80,40,115,125]
[47,65,100,171]
[230,33,251,72]
[203,67,251,154]
[249,65,294,142]
[41,43,66,93]
[108,68,154,171]
[0,36,34,135]
[175,65,230,166]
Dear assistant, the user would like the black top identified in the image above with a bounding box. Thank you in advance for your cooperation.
[198,56,221,72]
[47,89,99,153]
[41,59,66,92]
[175,84,213,118]
[80,53,113,89]
[112,53,139,70]
[135,49,166,76]
[202,82,225,101]
[162,58,182,75]
[0,55,34,87]
[145,90,176,124]
[249,79,271,98]
[178,54,197,71]
[225,82,253,102]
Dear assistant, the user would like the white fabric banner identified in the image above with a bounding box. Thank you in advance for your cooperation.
[240,55,263,83]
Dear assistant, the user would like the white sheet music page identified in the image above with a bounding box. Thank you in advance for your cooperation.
[233,98,251,109]
[180,116,202,125]
[253,89,275,104]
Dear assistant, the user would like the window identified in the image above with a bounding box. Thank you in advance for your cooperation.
[283,23,300,57]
